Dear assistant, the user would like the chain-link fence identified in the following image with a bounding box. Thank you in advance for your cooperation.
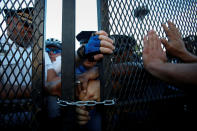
[0,0,45,130]
[1,0,197,130]
[97,0,197,130]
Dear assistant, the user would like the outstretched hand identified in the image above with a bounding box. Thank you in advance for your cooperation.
[161,21,188,58]
[143,30,167,71]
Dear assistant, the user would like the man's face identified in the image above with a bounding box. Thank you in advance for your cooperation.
[7,16,33,47]
[46,45,61,62]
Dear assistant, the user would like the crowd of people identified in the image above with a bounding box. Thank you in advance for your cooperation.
[44,30,114,131]
[0,6,196,131]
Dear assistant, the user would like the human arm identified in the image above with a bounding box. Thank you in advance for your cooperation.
[45,69,61,97]
[77,80,100,102]
[75,67,100,126]
[143,30,197,89]
[45,57,99,97]
[45,52,61,96]
[77,66,99,93]
[145,62,197,88]
[75,79,100,125]
[161,21,197,63]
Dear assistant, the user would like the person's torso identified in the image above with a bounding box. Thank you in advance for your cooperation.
[0,35,32,86]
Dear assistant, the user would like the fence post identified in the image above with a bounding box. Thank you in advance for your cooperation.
[61,0,75,101]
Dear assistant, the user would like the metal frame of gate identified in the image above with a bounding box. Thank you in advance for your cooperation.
[0,0,197,130]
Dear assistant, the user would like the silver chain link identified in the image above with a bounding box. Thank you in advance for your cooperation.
[57,98,116,107]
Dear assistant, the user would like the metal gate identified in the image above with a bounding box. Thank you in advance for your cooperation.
[97,0,197,131]
[0,0,45,130]
[1,0,197,131]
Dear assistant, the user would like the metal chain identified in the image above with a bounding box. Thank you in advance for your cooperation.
[57,98,116,107]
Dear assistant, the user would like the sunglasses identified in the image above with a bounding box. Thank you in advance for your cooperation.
[46,48,61,54]
[22,20,33,28]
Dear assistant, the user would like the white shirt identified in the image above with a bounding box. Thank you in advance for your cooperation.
[0,35,58,86]
[0,35,32,86]
[45,51,54,81]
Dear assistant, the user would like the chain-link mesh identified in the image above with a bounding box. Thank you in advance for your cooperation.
[0,0,45,130]
[97,0,197,130]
